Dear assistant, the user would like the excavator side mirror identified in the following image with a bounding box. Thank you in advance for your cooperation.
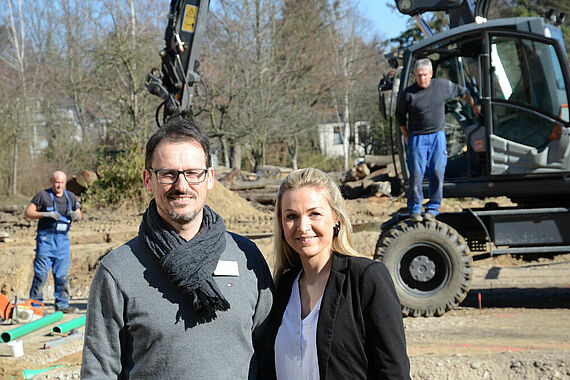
[378,73,394,120]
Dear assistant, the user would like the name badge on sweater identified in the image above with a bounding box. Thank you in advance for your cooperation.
[214,260,239,276]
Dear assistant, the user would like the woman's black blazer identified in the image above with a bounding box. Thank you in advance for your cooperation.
[257,252,411,380]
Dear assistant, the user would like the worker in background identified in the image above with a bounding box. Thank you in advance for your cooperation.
[24,170,82,313]
[81,119,274,378]
[396,58,481,222]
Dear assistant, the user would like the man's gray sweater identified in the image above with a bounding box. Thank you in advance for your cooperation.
[396,77,466,134]
[81,232,274,379]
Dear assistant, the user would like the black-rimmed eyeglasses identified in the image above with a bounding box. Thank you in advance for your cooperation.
[149,168,209,184]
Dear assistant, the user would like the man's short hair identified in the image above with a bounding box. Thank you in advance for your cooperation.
[145,118,212,169]
[414,58,433,72]
[50,171,66,181]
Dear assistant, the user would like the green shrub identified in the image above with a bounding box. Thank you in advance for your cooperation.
[82,148,146,209]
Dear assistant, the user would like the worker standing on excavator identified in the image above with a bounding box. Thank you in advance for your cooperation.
[24,170,82,314]
[397,58,481,222]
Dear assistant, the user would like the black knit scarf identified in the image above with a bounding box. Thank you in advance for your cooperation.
[139,199,230,323]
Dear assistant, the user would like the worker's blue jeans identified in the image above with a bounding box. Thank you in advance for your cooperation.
[29,230,70,309]
[407,130,447,216]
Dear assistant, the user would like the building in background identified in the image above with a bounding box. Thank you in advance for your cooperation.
[318,121,371,158]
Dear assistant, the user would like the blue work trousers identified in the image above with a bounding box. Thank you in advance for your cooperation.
[407,130,447,216]
[29,230,70,309]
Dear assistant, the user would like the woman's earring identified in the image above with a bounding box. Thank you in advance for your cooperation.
[333,224,340,237]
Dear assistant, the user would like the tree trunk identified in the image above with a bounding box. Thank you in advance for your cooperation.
[7,0,26,195]
[12,135,18,196]
[231,143,242,170]
[128,0,139,131]
[343,81,350,170]
[288,136,298,170]
[220,136,230,168]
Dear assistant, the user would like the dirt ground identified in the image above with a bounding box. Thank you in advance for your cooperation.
[0,183,568,379]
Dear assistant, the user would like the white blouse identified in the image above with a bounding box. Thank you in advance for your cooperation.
[274,270,322,380]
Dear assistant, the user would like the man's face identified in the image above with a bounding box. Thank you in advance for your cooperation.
[414,67,433,89]
[51,173,66,196]
[143,140,214,231]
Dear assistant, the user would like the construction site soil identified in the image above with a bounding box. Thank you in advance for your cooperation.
[0,182,568,379]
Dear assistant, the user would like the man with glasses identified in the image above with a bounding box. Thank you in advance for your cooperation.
[81,119,274,379]
[25,170,81,314]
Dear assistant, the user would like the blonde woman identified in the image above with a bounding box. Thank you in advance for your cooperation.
[258,168,410,380]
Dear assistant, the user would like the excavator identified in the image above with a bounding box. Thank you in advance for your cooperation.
[376,0,570,316]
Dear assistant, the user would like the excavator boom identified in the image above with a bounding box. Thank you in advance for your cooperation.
[146,0,210,126]
[396,0,491,29]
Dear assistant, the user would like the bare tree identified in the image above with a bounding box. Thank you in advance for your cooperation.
[325,1,374,170]
[84,0,167,146]
[201,0,337,169]
[4,0,27,194]
[200,0,285,169]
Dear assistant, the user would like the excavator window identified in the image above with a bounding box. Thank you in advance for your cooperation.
[490,36,568,149]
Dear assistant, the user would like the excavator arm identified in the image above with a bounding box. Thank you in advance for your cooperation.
[146,0,210,126]
[395,0,491,30]
[395,0,466,16]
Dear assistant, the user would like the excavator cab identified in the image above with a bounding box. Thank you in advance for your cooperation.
[376,2,570,318]
[383,17,570,202]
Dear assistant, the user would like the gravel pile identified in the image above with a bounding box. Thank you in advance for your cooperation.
[410,351,569,379]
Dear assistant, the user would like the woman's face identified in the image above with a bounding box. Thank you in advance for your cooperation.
[280,186,338,263]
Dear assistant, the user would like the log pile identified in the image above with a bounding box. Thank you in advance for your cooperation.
[214,156,402,205]
[339,155,402,199]
[216,166,291,205]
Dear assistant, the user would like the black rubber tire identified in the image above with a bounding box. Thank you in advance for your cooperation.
[374,219,472,317]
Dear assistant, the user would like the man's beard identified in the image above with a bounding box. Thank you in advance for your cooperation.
[168,208,200,224]
[165,189,201,224]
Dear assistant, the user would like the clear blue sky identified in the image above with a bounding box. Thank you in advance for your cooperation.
[358,0,410,40]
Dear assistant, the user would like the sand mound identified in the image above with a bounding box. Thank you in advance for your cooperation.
[207,181,264,220]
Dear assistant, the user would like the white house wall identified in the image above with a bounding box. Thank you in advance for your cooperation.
[318,122,369,158]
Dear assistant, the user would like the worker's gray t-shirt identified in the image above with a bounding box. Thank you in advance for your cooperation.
[396,78,466,134]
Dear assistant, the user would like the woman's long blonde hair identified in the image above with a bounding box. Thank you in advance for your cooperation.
[273,168,359,282]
